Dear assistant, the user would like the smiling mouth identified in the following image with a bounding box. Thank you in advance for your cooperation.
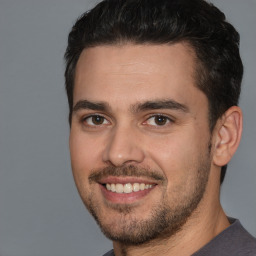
[99,179,157,204]
[94,171,161,204]
[105,183,155,194]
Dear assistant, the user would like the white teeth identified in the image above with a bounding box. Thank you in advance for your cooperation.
[124,183,133,193]
[115,184,124,193]
[110,183,116,192]
[133,183,140,192]
[105,183,154,194]
[140,183,145,190]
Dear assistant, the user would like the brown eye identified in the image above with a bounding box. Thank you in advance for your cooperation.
[91,115,105,125]
[145,115,172,127]
[154,116,168,125]
[84,115,109,126]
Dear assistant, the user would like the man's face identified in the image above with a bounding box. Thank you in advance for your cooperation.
[70,43,213,244]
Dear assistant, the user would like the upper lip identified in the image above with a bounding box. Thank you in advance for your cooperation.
[98,176,159,185]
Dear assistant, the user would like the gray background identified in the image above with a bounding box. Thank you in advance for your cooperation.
[0,0,255,255]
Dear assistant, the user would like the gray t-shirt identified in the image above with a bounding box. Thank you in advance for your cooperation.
[102,218,256,256]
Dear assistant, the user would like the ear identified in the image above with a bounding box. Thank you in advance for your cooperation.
[213,106,243,167]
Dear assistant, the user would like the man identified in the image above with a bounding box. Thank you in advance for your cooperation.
[64,0,256,255]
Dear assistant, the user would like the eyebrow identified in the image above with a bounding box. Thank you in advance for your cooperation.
[131,99,189,113]
[73,100,110,112]
[72,99,189,114]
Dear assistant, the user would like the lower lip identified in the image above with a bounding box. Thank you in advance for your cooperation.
[99,184,155,204]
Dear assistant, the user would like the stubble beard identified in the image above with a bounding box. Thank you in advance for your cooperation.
[81,153,211,245]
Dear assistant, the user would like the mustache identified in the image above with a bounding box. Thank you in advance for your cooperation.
[88,165,165,184]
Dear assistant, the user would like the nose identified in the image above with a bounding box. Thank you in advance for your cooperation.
[102,125,145,166]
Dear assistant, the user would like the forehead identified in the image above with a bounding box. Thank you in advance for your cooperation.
[73,43,205,109]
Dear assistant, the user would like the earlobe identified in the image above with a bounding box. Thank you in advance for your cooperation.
[213,106,243,167]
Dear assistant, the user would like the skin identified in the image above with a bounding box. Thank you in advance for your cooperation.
[69,43,242,256]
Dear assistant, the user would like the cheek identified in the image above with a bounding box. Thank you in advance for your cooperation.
[69,130,102,182]
[69,131,103,200]
[70,128,103,162]
[146,130,205,181]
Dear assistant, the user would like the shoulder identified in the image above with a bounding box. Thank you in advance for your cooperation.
[193,218,256,256]
[102,249,115,256]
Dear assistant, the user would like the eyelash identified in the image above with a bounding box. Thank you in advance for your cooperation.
[81,113,174,128]
[81,114,110,127]
[144,114,174,127]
